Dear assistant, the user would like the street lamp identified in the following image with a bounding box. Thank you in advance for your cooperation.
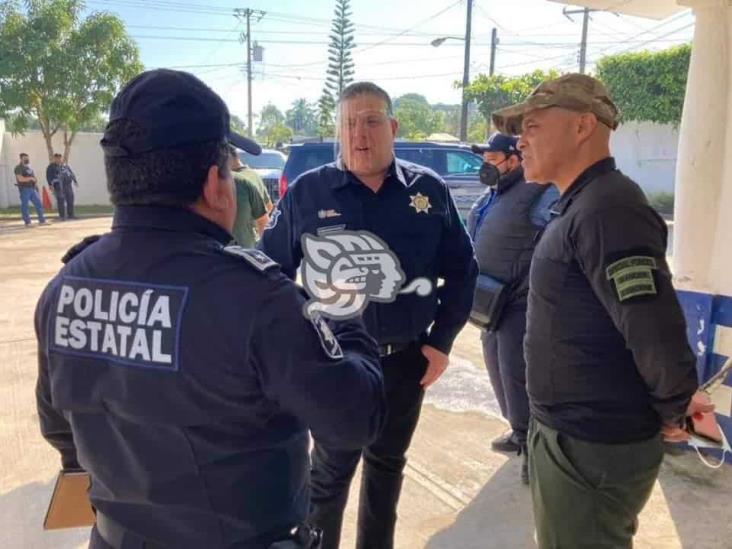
[430,36,461,47]
[430,0,472,142]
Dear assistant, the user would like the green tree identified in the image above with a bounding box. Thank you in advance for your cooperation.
[467,117,488,143]
[393,94,441,140]
[230,114,248,136]
[0,0,142,162]
[317,0,355,135]
[259,123,292,148]
[433,103,460,137]
[286,98,317,135]
[464,69,559,131]
[256,103,284,135]
[595,44,690,126]
[317,91,336,137]
[255,104,291,146]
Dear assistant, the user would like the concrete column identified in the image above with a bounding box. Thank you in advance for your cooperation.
[0,119,8,209]
[709,6,732,296]
[673,2,730,293]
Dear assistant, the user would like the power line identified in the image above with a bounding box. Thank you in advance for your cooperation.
[88,0,456,36]
[127,35,507,46]
[354,0,463,54]
[125,24,456,39]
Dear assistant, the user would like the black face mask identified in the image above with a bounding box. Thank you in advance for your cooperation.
[479,160,503,187]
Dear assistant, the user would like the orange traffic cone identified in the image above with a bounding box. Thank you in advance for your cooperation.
[42,186,53,211]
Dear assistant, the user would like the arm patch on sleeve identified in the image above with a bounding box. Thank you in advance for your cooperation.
[310,312,344,360]
[605,255,658,302]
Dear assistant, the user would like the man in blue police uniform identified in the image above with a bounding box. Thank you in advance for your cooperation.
[46,153,79,220]
[259,82,478,549]
[493,73,711,547]
[35,69,386,549]
[468,133,558,484]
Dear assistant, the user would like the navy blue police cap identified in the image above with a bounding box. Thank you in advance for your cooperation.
[471,132,520,157]
[101,69,261,157]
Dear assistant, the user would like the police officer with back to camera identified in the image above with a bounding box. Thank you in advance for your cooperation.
[467,133,558,485]
[46,153,79,220]
[492,72,710,548]
[259,81,478,549]
[35,69,386,549]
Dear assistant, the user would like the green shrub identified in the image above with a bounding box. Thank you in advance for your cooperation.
[647,192,674,215]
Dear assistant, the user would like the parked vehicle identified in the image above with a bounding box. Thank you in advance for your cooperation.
[239,148,287,201]
[279,142,485,219]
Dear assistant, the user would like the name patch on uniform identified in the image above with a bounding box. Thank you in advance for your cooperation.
[605,256,657,302]
[50,276,188,371]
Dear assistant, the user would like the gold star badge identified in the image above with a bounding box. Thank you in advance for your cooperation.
[409,193,432,214]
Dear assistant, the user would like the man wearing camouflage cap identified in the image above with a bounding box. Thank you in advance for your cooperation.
[493,73,709,547]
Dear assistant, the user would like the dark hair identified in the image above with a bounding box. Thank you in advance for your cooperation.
[104,119,230,207]
[338,82,393,116]
[19,153,28,158]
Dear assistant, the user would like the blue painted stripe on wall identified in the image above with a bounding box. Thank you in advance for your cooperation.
[712,294,732,326]
[676,290,732,462]
[708,353,731,379]
[676,290,714,375]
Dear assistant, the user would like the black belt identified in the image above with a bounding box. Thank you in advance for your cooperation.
[378,341,414,357]
[96,513,167,549]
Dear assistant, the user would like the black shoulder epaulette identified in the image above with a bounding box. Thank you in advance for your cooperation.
[221,245,279,274]
[62,234,102,264]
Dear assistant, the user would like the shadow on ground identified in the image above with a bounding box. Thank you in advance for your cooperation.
[659,451,732,549]
[426,460,536,549]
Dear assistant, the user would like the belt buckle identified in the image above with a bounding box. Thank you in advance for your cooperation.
[385,343,393,355]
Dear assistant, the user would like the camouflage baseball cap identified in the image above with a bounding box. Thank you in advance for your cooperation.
[492,73,620,135]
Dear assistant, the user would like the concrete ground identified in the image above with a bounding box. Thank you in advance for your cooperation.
[1,215,730,549]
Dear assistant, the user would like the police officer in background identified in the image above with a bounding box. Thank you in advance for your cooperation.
[493,73,711,548]
[35,69,386,549]
[14,152,46,226]
[46,153,79,220]
[468,133,558,484]
[259,81,477,549]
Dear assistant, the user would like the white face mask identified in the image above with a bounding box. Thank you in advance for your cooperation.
[688,428,731,469]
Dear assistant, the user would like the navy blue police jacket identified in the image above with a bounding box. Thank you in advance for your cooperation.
[35,205,386,548]
[258,158,478,354]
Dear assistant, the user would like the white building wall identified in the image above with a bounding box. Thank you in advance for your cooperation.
[0,123,679,208]
[610,120,679,195]
[0,129,108,208]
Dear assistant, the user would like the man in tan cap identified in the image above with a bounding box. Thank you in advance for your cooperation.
[493,73,711,547]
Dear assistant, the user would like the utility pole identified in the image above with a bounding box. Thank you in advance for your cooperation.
[234,8,265,137]
[489,27,498,76]
[563,6,594,74]
[459,0,473,142]
[579,7,590,73]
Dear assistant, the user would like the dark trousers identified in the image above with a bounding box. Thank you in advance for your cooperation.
[54,181,75,219]
[529,419,663,549]
[308,343,427,549]
[480,304,530,443]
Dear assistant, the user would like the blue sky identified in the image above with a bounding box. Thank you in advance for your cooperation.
[81,0,695,127]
